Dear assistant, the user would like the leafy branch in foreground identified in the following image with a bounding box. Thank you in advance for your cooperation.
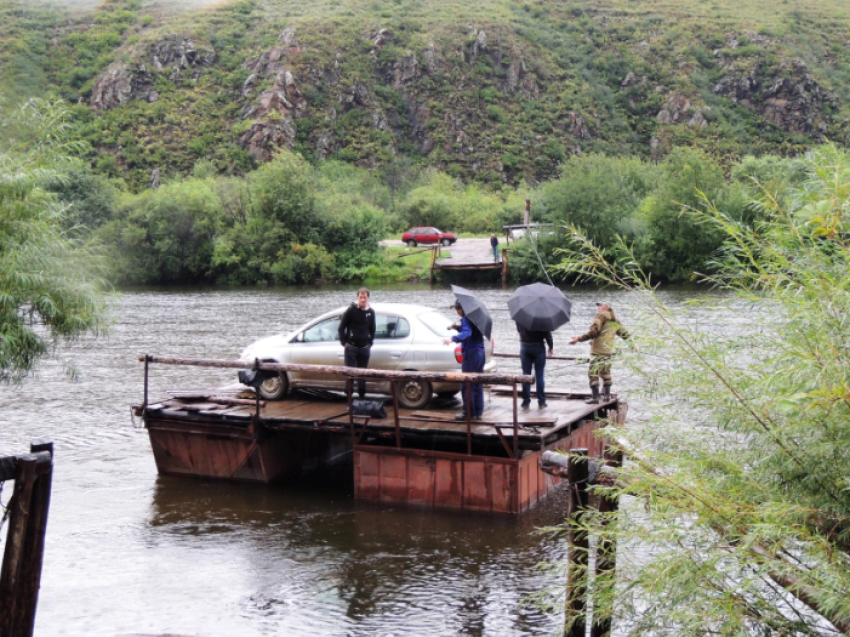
[0,98,109,383]
[547,143,850,636]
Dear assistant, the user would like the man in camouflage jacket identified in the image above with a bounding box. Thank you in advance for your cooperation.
[569,302,629,404]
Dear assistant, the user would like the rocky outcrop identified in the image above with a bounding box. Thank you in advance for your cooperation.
[339,82,372,109]
[422,43,440,73]
[239,70,307,162]
[473,30,487,57]
[656,94,692,125]
[714,61,837,135]
[372,28,391,48]
[92,35,215,110]
[151,35,216,73]
[280,26,300,53]
[688,107,710,129]
[392,52,419,87]
[568,111,591,140]
[92,62,155,110]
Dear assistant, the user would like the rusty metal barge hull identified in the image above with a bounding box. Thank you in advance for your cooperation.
[142,389,623,514]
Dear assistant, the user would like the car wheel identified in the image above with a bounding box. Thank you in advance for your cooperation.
[441,238,451,246]
[398,378,432,409]
[258,373,289,400]
[436,390,460,399]
[408,239,417,247]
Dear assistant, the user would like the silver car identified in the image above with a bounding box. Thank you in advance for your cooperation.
[239,303,497,409]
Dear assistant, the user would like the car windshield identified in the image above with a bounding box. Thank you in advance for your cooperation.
[418,311,454,337]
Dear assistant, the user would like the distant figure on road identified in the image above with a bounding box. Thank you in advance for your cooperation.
[490,234,500,261]
[443,300,485,421]
[516,322,553,408]
[569,302,629,404]
[338,288,376,399]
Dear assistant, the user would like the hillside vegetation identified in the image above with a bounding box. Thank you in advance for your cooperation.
[1,0,848,286]
[2,0,849,189]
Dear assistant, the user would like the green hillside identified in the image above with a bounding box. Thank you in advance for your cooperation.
[3,0,849,189]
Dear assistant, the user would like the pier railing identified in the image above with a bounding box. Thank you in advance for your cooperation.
[139,355,534,458]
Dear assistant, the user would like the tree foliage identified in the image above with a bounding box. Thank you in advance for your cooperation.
[549,143,850,635]
[0,99,108,382]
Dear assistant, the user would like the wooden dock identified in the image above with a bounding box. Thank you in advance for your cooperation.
[427,238,511,284]
[137,356,625,514]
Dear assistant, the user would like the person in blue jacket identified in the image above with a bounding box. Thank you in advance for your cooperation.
[443,300,485,420]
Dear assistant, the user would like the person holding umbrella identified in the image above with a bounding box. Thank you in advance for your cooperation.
[517,324,553,408]
[443,286,491,421]
[508,282,572,409]
[569,301,629,404]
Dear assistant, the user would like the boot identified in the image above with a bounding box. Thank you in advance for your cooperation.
[585,385,600,404]
[602,384,612,402]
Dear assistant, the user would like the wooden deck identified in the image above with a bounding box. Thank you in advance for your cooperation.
[144,387,615,451]
[424,237,510,283]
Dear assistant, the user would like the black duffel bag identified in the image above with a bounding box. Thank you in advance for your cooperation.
[238,368,277,388]
[351,399,387,419]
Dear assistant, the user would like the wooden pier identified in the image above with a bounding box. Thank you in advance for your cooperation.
[137,356,624,514]
[427,240,512,285]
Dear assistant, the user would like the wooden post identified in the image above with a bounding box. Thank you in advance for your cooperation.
[501,249,509,287]
[16,442,53,637]
[429,245,438,286]
[0,446,54,637]
[565,448,589,637]
[590,445,623,637]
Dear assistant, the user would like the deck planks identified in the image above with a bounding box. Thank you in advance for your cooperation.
[148,388,614,447]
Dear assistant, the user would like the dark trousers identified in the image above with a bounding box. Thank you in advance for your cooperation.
[520,342,547,404]
[344,345,371,398]
[461,346,485,417]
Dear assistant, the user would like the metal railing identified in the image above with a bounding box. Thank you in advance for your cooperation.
[139,355,534,459]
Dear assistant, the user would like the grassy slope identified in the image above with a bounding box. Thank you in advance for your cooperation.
[2,0,849,189]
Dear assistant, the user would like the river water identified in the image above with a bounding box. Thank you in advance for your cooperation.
[0,283,709,637]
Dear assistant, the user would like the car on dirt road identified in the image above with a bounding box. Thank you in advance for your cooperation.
[239,303,496,409]
[401,227,457,247]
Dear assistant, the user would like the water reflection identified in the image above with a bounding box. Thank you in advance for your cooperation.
[147,476,568,636]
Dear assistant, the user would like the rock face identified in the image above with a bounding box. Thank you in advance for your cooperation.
[92,62,155,110]
[239,69,307,162]
[714,61,837,135]
[656,94,692,125]
[92,35,215,110]
[151,35,216,72]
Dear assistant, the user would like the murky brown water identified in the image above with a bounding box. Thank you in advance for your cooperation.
[0,283,710,636]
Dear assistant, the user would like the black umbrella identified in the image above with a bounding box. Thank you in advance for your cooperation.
[450,284,493,340]
[508,282,572,331]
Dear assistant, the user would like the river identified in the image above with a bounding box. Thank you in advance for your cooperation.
[0,283,713,636]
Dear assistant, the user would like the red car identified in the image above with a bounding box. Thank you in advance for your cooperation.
[402,227,457,247]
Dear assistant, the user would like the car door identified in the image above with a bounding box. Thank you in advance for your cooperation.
[424,228,439,244]
[367,313,413,391]
[287,315,345,389]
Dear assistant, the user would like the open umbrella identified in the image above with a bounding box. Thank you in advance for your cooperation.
[508,283,572,332]
[450,284,493,340]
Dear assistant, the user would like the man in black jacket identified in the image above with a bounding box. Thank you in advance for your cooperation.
[338,288,376,398]
[516,323,554,408]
